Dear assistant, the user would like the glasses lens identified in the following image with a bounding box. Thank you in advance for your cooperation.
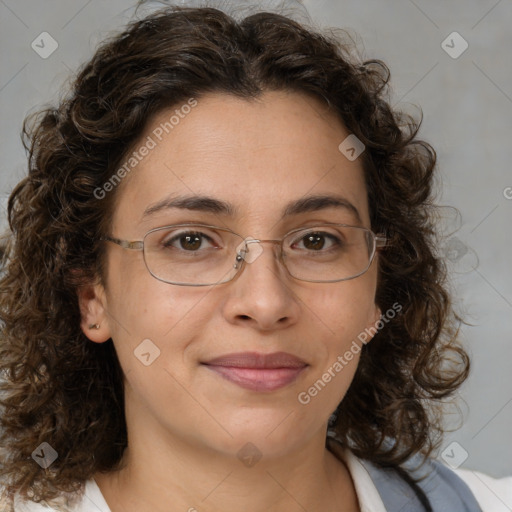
[143,225,243,285]
[143,224,375,285]
[282,225,374,282]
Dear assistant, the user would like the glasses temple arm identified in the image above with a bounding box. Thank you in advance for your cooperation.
[100,235,144,250]
[375,234,387,248]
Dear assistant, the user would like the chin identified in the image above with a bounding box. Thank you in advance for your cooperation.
[202,410,318,458]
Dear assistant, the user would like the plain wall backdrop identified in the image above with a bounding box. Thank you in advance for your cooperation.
[0,0,511,478]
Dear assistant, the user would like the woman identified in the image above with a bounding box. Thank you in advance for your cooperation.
[0,4,510,511]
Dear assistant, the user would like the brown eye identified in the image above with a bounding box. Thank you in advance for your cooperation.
[162,231,215,251]
[291,231,341,252]
[302,233,326,251]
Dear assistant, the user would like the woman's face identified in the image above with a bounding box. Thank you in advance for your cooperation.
[80,90,381,461]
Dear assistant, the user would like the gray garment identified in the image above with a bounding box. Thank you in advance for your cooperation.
[360,451,483,511]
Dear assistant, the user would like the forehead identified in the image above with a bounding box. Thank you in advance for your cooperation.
[111,90,370,234]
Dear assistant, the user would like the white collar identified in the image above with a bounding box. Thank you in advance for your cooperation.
[333,445,388,512]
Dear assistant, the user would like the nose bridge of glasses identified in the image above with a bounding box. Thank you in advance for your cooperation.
[236,237,283,265]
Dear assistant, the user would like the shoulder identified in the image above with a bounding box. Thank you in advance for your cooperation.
[453,467,512,512]
[357,454,481,511]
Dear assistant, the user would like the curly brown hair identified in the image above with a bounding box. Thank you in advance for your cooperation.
[0,4,469,508]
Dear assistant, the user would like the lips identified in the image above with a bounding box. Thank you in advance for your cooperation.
[202,352,308,392]
[204,351,307,369]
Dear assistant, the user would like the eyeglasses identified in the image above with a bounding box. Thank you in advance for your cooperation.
[100,223,387,286]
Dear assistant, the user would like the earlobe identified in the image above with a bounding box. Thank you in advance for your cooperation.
[77,283,111,343]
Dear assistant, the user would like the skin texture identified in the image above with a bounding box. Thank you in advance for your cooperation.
[78,90,382,512]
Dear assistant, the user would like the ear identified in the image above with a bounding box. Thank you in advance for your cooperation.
[77,282,112,343]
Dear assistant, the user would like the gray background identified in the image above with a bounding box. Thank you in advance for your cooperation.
[0,0,511,478]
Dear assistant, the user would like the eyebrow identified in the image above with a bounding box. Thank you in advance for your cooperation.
[142,193,363,225]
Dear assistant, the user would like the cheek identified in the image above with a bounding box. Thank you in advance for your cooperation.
[308,279,377,342]
[297,285,376,414]
[105,254,217,366]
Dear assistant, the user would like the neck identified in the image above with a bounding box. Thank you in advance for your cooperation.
[93,381,360,512]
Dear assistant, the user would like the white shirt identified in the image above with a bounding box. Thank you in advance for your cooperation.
[10,449,512,511]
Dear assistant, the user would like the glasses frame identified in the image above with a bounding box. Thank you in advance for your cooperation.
[100,222,387,286]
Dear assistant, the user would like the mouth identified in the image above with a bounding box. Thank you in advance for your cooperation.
[201,351,308,392]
